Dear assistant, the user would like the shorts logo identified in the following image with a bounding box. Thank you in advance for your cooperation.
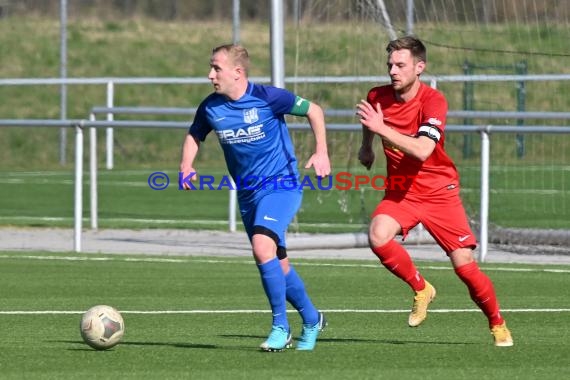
[263,215,278,222]
[458,235,471,242]
[243,108,259,124]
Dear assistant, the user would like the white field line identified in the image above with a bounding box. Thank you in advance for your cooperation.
[1,308,569,315]
[5,214,570,232]
[0,216,359,228]
[0,216,229,225]
[461,188,569,195]
[1,256,568,316]
[0,254,569,274]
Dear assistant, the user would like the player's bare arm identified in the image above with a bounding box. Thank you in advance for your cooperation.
[357,99,436,162]
[179,134,200,190]
[358,145,375,170]
[358,126,375,170]
[303,102,331,178]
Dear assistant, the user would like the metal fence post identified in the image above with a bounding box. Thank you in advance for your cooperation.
[74,123,84,252]
[229,178,237,232]
[479,127,490,262]
[106,81,114,170]
[89,113,98,230]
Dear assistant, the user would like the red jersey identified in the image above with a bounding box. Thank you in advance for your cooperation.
[366,82,459,195]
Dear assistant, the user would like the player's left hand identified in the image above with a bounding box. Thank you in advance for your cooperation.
[305,152,331,178]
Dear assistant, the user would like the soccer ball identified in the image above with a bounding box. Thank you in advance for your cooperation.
[80,305,125,350]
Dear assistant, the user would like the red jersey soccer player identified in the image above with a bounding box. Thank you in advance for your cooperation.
[356,36,513,347]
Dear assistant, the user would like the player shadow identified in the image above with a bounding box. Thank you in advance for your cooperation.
[220,334,476,346]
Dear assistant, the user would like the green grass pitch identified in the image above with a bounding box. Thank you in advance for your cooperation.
[1,251,569,379]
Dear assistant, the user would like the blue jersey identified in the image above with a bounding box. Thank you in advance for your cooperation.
[189,82,300,203]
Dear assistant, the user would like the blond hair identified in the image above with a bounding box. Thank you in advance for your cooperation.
[212,44,250,75]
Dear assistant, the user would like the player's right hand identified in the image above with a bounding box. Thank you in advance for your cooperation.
[179,167,197,190]
[358,146,375,170]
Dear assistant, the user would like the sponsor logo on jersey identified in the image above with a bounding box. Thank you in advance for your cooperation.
[427,117,442,126]
[215,124,265,144]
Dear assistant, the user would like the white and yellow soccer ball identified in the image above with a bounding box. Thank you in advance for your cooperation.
[80,305,125,350]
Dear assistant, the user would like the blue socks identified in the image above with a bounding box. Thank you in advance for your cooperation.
[285,266,319,326]
[258,258,288,330]
[258,259,319,329]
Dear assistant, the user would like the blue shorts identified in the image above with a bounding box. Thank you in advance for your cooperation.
[239,189,302,248]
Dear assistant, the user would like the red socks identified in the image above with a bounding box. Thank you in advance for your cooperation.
[373,242,505,327]
[455,261,504,327]
[372,240,425,292]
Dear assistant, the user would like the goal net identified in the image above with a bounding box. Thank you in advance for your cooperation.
[286,0,570,253]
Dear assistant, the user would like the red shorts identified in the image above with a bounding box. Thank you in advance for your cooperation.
[371,187,477,254]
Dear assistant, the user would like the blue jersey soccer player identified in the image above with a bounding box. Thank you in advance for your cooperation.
[179,44,331,351]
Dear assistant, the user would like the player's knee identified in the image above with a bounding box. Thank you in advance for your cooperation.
[369,232,392,248]
[449,248,475,268]
[368,216,398,247]
[251,226,279,263]
[252,235,275,251]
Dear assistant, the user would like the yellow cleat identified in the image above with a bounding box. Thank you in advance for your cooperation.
[408,281,436,327]
[491,322,514,347]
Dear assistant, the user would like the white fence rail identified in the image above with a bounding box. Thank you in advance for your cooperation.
[2,75,570,260]
[1,118,569,261]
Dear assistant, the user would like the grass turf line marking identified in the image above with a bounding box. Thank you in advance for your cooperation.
[1,254,569,274]
[0,216,360,228]
[1,308,570,315]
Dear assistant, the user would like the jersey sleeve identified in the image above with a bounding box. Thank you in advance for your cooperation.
[251,84,297,116]
[188,100,212,141]
[421,90,447,130]
[418,90,448,143]
[366,87,381,104]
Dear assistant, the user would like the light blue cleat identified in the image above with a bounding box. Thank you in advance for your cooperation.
[296,311,327,351]
[259,326,293,352]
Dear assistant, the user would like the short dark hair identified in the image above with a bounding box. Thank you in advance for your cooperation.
[386,36,427,63]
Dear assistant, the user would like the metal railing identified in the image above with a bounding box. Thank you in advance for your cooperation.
[2,74,570,259]
[2,117,569,261]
